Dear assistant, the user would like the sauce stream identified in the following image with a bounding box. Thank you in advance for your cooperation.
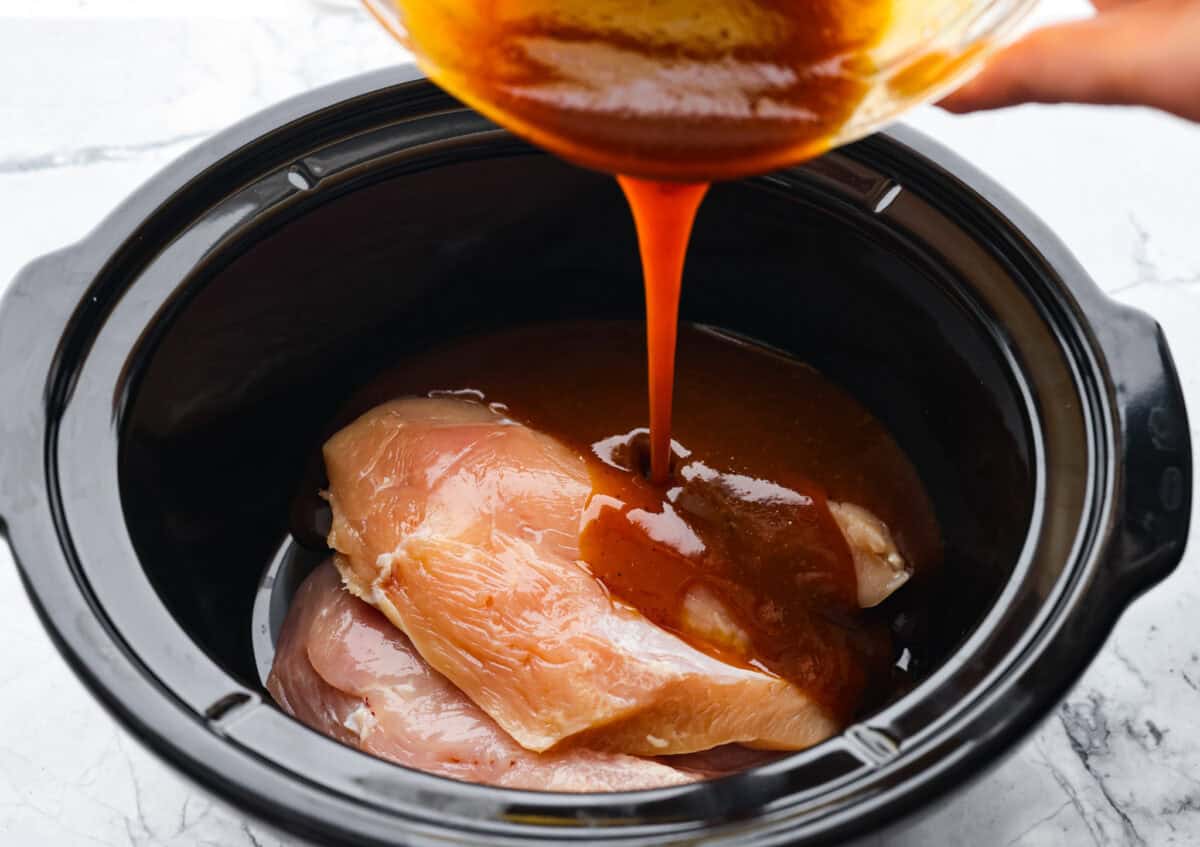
[373,0,894,181]
[617,176,708,483]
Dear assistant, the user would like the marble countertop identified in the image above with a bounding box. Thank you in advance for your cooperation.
[1,1,1198,845]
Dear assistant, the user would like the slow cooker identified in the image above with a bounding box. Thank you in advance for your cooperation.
[0,67,1190,845]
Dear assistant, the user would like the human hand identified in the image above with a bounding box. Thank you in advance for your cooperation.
[941,0,1200,121]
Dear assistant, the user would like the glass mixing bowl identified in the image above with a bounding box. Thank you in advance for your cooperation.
[363,0,1037,180]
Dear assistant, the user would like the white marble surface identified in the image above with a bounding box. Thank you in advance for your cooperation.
[1,1,1198,845]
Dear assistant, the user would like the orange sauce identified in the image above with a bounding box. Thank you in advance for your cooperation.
[616,177,708,482]
[579,435,872,716]
[328,323,941,716]
[887,44,987,100]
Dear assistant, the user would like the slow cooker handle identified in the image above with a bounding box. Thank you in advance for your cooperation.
[0,245,92,524]
[1094,302,1192,597]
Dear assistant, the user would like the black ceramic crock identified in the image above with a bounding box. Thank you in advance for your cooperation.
[0,67,1191,846]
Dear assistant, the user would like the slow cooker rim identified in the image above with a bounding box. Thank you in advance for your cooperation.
[0,67,1189,847]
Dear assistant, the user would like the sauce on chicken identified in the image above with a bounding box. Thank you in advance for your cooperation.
[306,322,938,724]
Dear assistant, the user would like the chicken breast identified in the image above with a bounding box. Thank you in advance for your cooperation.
[323,397,908,756]
[267,561,697,790]
[829,501,910,607]
[324,397,843,754]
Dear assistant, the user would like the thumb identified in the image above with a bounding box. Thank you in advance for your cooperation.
[940,0,1200,121]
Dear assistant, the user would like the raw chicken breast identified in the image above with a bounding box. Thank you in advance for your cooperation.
[267,561,697,790]
[323,397,907,755]
[829,501,910,607]
[324,397,838,754]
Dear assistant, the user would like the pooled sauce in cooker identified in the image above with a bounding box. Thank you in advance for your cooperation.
[325,322,941,719]
[616,176,708,483]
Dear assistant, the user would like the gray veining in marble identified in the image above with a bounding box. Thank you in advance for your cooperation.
[1,1,1199,845]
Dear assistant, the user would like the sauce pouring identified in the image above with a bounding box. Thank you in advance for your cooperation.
[362,0,1020,482]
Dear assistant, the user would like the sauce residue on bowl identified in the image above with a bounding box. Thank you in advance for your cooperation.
[371,0,894,181]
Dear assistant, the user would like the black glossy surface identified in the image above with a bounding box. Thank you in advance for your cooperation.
[0,69,1190,847]
[120,153,1032,694]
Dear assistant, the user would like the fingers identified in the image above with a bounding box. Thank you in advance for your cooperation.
[940,0,1200,121]
[941,13,1144,111]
